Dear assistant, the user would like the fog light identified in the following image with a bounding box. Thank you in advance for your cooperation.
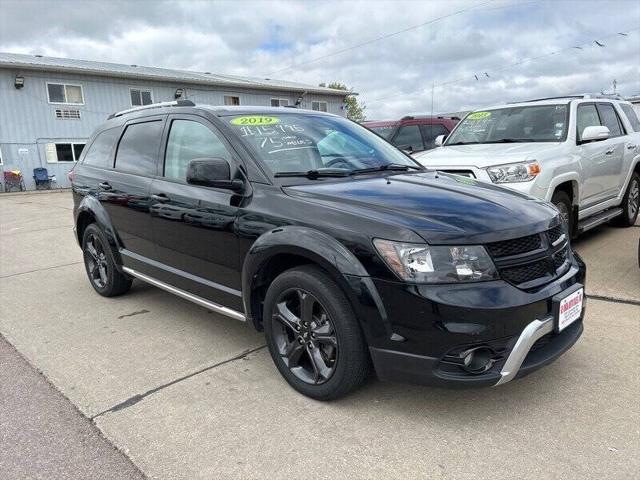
[460,347,495,374]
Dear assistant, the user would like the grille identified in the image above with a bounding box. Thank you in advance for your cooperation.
[501,259,551,285]
[486,233,542,258]
[553,247,568,270]
[548,225,565,244]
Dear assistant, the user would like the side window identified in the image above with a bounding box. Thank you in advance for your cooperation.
[576,104,601,142]
[164,120,233,181]
[620,104,640,132]
[82,128,120,168]
[596,103,623,137]
[114,120,163,175]
[420,124,449,147]
[393,125,424,151]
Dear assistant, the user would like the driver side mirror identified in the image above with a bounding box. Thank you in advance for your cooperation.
[579,126,609,144]
[186,158,244,192]
[434,135,446,146]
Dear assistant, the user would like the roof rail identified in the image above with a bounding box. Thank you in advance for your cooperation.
[108,100,196,119]
[401,114,460,120]
[510,93,626,104]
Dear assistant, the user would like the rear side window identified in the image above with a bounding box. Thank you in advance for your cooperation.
[620,104,640,132]
[164,120,233,181]
[393,125,424,151]
[596,103,623,137]
[82,128,120,168]
[114,120,163,175]
[576,104,600,141]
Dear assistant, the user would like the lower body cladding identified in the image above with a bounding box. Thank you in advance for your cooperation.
[350,255,586,388]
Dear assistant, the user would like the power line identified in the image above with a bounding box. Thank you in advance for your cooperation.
[367,26,640,105]
[264,0,495,77]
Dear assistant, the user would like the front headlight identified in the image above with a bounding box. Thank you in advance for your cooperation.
[373,239,498,283]
[486,161,540,183]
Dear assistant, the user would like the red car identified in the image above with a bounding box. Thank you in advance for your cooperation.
[363,115,459,154]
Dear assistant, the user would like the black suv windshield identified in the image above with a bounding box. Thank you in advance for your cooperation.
[446,104,569,145]
[225,113,419,175]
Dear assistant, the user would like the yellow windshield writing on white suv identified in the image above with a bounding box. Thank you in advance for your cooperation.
[467,111,491,120]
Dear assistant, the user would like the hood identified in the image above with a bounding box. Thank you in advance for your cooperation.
[284,171,559,244]
[414,142,562,168]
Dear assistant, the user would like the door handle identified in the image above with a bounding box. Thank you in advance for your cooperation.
[98,182,112,190]
[605,149,615,155]
[151,193,170,203]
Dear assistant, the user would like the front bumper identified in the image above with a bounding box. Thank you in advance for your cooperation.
[354,254,586,388]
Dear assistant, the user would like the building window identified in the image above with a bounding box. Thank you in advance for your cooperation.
[45,142,86,163]
[271,98,289,107]
[312,101,328,112]
[130,88,153,106]
[55,108,81,119]
[224,96,240,106]
[47,83,84,104]
[0,146,3,165]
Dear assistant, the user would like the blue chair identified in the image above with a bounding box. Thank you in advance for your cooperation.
[33,167,53,190]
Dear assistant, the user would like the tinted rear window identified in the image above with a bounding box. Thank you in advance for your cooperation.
[82,128,120,168]
[114,120,163,175]
[620,104,640,132]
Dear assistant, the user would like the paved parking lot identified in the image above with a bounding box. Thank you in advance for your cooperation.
[1,190,638,479]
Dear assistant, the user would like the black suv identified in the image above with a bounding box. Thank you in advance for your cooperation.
[71,101,586,400]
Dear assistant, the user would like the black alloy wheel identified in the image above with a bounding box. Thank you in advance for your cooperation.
[263,265,369,400]
[82,223,132,297]
[271,288,338,385]
[84,231,109,289]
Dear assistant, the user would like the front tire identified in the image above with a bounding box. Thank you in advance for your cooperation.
[82,224,132,297]
[263,265,369,400]
[551,190,573,235]
[612,172,639,227]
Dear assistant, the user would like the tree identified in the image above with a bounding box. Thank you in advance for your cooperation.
[319,82,366,122]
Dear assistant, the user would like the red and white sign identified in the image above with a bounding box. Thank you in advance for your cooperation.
[558,288,583,331]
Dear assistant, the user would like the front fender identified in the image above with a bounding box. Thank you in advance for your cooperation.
[241,226,391,340]
[75,195,123,266]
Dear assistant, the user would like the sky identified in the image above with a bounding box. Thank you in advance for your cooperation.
[0,0,639,119]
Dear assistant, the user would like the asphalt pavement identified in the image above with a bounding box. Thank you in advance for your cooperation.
[0,190,638,480]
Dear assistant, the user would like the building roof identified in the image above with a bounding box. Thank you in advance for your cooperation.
[0,52,352,97]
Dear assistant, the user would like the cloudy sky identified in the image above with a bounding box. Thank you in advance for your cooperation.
[1,0,638,118]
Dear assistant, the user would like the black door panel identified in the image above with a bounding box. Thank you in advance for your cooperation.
[101,169,155,258]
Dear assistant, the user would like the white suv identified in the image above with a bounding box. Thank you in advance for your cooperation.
[414,95,640,236]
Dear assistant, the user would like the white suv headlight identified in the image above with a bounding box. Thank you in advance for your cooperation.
[373,239,498,283]
[486,161,540,183]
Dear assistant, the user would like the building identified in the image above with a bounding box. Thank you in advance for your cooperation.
[0,52,351,190]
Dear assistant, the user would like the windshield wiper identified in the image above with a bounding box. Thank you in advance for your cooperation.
[447,141,480,145]
[350,163,423,175]
[274,169,350,179]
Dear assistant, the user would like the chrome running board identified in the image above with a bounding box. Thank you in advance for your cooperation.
[122,267,246,322]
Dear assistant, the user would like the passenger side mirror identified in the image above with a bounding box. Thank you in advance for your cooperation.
[434,135,446,146]
[579,126,609,144]
[186,158,244,192]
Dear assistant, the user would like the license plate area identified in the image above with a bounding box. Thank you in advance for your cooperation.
[552,284,584,332]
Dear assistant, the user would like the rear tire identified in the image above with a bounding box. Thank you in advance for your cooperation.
[82,223,132,297]
[551,190,573,235]
[263,265,369,400]
[612,172,639,227]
